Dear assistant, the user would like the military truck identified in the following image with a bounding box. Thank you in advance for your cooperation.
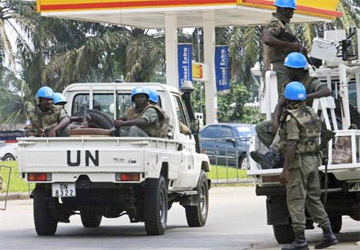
[247,29,360,244]
[17,82,211,236]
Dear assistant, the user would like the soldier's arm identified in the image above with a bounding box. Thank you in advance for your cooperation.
[263,29,302,52]
[280,116,299,184]
[48,117,71,137]
[306,85,331,101]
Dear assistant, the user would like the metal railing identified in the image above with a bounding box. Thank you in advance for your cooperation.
[200,136,254,184]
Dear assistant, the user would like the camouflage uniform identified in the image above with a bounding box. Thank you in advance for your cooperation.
[264,13,298,95]
[256,73,326,151]
[25,105,70,137]
[121,104,165,137]
[279,103,330,235]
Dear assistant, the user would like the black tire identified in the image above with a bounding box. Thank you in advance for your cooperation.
[33,190,58,236]
[330,216,342,233]
[143,176,168,235]
[3,153,15,161]
[273,224,295,244]
[73,109,113,129]
[238,156,249,170]
[80,210,102,228]
[185,170,209,227]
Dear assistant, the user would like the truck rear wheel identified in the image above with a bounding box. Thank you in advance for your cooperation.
[80,210,102,228]
[144,176,168,235]
[273,224,294,244]
[33,190,58,236]
[185,170,209,227]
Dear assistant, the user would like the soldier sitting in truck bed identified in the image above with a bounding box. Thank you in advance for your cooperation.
[25,87,71,137]
[114,86,165,137]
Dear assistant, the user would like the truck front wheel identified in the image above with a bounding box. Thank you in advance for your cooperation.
[33,190,58,236]
[81,210,102,228]
[185,170,209,227]
[144,176,168,235]
[273,224,295,244]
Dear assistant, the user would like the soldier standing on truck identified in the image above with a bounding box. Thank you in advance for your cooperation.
[114,87,165,137]
[25,87,71,137]
[279,81,338,250]
[251,52,331,169]
[262,0,307,95]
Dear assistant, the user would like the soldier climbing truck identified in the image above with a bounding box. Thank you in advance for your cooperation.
[247,28,360,244]
[17,82,211,236]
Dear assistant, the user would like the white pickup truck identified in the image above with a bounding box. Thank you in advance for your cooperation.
[18,82,211,236]
[247,29,360,244]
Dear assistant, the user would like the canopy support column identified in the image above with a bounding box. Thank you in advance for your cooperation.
[165,14,178,89]
[203,12,217,124]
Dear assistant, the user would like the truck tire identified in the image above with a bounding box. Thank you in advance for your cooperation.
[144,176,168,235]
[33,190,58,236]
[2,153,15,161]
[273,224,295,244]
[330,216,342,233]
[185,170,209,227]
[73,109,113,129]
[80,210,102,228]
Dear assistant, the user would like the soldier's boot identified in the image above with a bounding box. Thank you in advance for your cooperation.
[281,233,309,250]
[250,149,277,169]
[314,226,338,249]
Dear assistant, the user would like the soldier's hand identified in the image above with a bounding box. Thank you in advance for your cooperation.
[280,169,289,185]
[114,120,124,127]
[48,129,56,137]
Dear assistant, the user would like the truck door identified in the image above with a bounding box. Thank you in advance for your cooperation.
[172,95,196,188]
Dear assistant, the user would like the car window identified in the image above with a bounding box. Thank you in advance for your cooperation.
[201,126,218,138]
[236,126,256,138]
[217,126,233,138]
[172,95,190,128]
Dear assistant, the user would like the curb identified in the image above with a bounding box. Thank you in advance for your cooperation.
[0,192,30,201]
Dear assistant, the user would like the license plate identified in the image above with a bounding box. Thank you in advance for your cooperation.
[348,181,360,192]
[52,183,76,197]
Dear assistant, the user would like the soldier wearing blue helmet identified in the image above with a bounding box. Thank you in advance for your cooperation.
[263,0,307,96]
[114,86,165,137]
[251,52,331,169]
[53,92,68,106]
[25,86,70,137]
[278,81,338,250]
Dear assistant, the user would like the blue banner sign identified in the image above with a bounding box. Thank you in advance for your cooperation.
[178,44,192,88]
[215,46,230,93]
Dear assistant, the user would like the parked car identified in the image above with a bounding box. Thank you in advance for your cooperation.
[199,123,256,169]
[0,142,18,161]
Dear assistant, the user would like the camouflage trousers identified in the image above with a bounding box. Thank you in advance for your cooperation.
[255,120,280,152]
[286,154,330,234]
[272,61,288,96]
[120,126,148,137]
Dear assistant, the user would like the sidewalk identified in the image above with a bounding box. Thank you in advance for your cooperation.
[0,192,30,201]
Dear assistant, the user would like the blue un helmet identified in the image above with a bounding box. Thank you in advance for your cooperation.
[284,81,306,101]
[274,0,296,9]
[131,86,150,101]
[284,52,308,69]
[53,92,67,105]
[36,86,54,99]
[148,88,159,104]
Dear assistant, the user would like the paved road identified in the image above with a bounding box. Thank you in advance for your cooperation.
[0,186,359,250]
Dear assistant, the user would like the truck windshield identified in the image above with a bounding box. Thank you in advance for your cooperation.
[72,93,132,118]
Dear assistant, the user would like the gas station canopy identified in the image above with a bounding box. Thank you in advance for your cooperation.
[37,0,342,28]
